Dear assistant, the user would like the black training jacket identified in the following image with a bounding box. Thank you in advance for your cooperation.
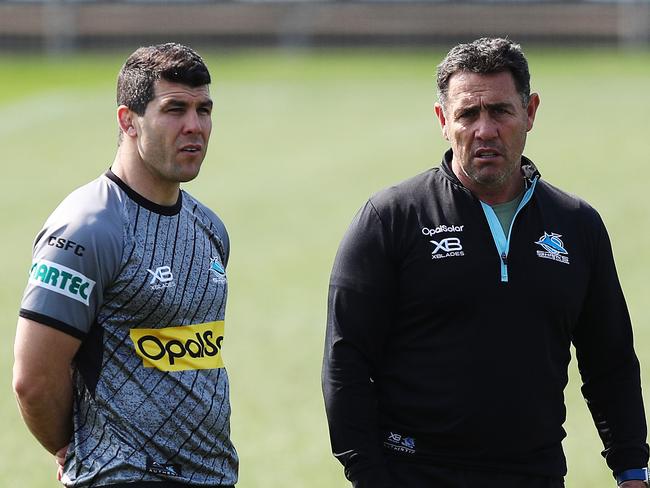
[323,150,648,487]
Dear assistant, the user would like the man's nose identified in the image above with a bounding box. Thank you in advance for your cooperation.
[182,111,202,134]
[475,113,498,140]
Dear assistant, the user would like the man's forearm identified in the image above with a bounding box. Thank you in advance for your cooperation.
[13,318,79,455]
[14,368,73,454]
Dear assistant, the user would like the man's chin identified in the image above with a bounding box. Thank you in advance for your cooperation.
[175,162,203,183]
[178,171,201,183]
[474,173,506,187]
[468,161,520,187]
[466,167,506,187]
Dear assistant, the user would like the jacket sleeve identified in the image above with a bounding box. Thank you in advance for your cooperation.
[572,213,649,474]
[322,200,396,487]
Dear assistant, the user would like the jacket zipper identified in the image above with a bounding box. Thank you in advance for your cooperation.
[480,177,538,283]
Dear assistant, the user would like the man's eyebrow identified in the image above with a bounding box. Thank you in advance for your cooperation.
[160,98,213,108]
[453,101,515,116]
[453,104,479,117]
[485,102,515,110]
[160,98,188,108]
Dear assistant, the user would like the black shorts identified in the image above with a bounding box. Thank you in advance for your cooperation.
[386,462,564,488]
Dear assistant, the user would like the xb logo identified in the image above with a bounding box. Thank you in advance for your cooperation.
[147,266,174,284]
[430,237,463,254]
[147,266,176,289]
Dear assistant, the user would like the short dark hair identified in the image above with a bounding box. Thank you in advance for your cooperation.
[117,42,211,115]
[437,37,530,108]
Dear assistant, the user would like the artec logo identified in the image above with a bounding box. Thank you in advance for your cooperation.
[130,321,225,372]
[28,259,95,305]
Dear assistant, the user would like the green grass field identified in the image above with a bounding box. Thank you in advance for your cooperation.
[1,47,649,487]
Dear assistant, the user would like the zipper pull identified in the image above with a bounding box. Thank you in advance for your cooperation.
[500,252,509,282]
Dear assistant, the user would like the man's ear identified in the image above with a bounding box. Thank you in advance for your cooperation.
[434,102,449,140]
[526,93,540,132]
[117,105,138,138]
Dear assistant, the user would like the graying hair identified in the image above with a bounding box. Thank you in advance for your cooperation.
[437,37,531,108]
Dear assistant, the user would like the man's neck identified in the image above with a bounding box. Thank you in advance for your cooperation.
[111,149,180,207]
[472,179,525,206]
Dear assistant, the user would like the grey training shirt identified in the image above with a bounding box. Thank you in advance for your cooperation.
[20,170,238,487]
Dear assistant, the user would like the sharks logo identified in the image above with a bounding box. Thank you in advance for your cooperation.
[535,232,569,264]
[209,256,226,282]
[535,232,567,255]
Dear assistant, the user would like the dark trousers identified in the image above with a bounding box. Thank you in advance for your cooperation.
[386,461,565,488]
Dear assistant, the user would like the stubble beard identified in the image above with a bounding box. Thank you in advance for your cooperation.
[460,157,520,192]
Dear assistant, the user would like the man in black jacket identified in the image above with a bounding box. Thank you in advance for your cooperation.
[322,37,648,488]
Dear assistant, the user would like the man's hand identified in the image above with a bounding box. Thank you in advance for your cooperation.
[55,444,68,481]
[620,481,648,488]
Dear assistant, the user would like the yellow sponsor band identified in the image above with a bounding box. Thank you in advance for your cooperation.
[130,321,224,372]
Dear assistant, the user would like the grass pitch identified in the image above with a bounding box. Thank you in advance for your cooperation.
[1,47,649,487]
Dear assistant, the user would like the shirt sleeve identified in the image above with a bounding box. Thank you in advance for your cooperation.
[572,213,649,474]
[322,200,396,487]
[19,186,123,339]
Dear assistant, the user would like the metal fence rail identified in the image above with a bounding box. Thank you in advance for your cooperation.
[1,0,649,51]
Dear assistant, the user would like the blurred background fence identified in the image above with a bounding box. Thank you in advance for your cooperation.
[1,0,649,52]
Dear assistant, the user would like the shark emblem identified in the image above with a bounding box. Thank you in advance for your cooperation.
[535,232,568,255]
[209,257,225,278]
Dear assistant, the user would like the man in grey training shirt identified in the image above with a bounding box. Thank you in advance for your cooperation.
[13,43,237,488]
